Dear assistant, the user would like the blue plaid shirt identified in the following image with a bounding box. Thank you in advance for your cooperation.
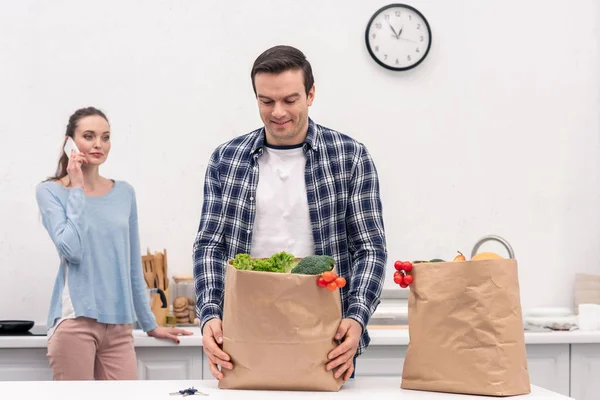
[193,118,387,356]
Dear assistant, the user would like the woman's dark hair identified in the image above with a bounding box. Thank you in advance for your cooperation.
[45,107,109,182]
[250,45,315,97]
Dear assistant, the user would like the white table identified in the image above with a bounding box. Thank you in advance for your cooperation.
[0,377,573,399]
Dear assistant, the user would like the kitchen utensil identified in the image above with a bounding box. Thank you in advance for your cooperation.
[0,320,34,334]
[150,286,168,327]
[147,288,167,309]
[143,248,171,326]
[163,249,169,290]
[154,251,165,291]
[142,249,157,289]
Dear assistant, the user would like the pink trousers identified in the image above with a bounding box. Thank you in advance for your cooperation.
[47,317,138,380]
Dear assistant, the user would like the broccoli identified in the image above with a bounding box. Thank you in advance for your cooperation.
[291,255,335,275]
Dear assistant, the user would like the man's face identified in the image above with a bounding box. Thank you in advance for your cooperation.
[254,69,315,146]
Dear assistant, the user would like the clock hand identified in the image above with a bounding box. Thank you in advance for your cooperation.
[399,36,419,44]
[387,22,399,38]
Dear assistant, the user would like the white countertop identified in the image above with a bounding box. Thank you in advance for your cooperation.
[2,326,600,349]
[0,377,573,399]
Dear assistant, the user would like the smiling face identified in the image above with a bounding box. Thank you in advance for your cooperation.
[71,115,111,166]
[255,69,315,146]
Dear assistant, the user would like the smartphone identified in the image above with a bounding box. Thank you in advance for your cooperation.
[63,137,80,157]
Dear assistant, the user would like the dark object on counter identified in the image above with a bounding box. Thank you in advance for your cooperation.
[169,387,208,396]
[0,320,34,334]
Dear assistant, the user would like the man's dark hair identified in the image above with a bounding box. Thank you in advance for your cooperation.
[251,45,314,97]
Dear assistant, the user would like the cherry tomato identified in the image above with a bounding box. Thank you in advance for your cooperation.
[394,273,404,285]
[327,281,338,291]
[317,277,327,288]
[322,271,336,283]
[335,277,346,288]
[399,282,408,288]
[403,275,414,285]
[394,260,403,271]
[403,262,413,272]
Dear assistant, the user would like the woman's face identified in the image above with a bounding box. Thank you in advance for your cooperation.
[71,115,111,166]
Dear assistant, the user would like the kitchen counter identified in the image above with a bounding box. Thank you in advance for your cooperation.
[2,326,598,398]
[2,326,600,349]
[0,377,573,399]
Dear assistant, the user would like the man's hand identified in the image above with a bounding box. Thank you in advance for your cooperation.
[147,326,193,344]
[326,318,363,381]
[201,318,232,380]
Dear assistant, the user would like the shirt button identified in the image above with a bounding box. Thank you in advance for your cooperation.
[253,167,258,171]
[250,196,254,201]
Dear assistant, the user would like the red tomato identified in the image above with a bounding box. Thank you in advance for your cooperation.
[403,262,413,272]
[335,277,346,288]
[317,277,327,288]
[394,260,403,271]
[394,273,404,285]
[399,282,408,288]
[327,281,338,291]
[322,271,336,283]
[403,275,414,285]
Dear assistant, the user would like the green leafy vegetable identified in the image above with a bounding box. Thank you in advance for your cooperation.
[231,253,253,270]
[230,251,297,273]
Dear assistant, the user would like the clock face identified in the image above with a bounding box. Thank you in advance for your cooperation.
[365,4,432,71]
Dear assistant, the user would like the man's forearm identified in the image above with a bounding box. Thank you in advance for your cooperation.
[346,250,387,330]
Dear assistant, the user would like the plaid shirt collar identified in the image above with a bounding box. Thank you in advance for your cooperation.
[250,117,319,156]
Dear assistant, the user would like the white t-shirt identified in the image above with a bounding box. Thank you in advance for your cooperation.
[250,144,315,258]
[47,266,76,338]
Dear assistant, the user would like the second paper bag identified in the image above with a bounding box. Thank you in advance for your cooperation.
[218,262,344,391]
[401,258,531,396]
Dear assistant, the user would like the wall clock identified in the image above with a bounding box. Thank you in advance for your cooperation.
[365,3,432,71]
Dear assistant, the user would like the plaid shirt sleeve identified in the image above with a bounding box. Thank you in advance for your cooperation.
[345,143,387,332]
[193,149,227,331]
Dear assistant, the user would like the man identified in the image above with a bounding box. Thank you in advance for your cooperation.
[193,45,387,382]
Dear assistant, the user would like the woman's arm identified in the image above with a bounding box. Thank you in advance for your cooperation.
[36,183,87,264]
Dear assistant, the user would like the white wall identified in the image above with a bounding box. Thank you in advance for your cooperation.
[0,0,598,325]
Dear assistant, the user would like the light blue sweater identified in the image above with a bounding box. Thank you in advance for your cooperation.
[35,180,157,332]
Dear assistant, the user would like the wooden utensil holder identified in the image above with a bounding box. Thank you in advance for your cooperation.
[143,248,170,327]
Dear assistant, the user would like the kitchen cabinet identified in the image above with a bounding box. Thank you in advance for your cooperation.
[202,353,217,380]
[136,347,203,380]
[0,344,576,392]
[355,344,570,397]
[570,343,600,400]
[525,344,570,397]
[0,348,52,381]
[355,345,406,377]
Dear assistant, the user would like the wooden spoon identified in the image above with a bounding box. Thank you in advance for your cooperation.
[154,251,165,291]
[142,253,156,289]
[163,249,169,290]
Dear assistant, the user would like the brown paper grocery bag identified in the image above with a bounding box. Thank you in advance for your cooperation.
[218,262,344,391]
[401,258,531,396]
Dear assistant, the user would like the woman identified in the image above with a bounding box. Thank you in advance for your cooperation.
[36,107,191,380]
